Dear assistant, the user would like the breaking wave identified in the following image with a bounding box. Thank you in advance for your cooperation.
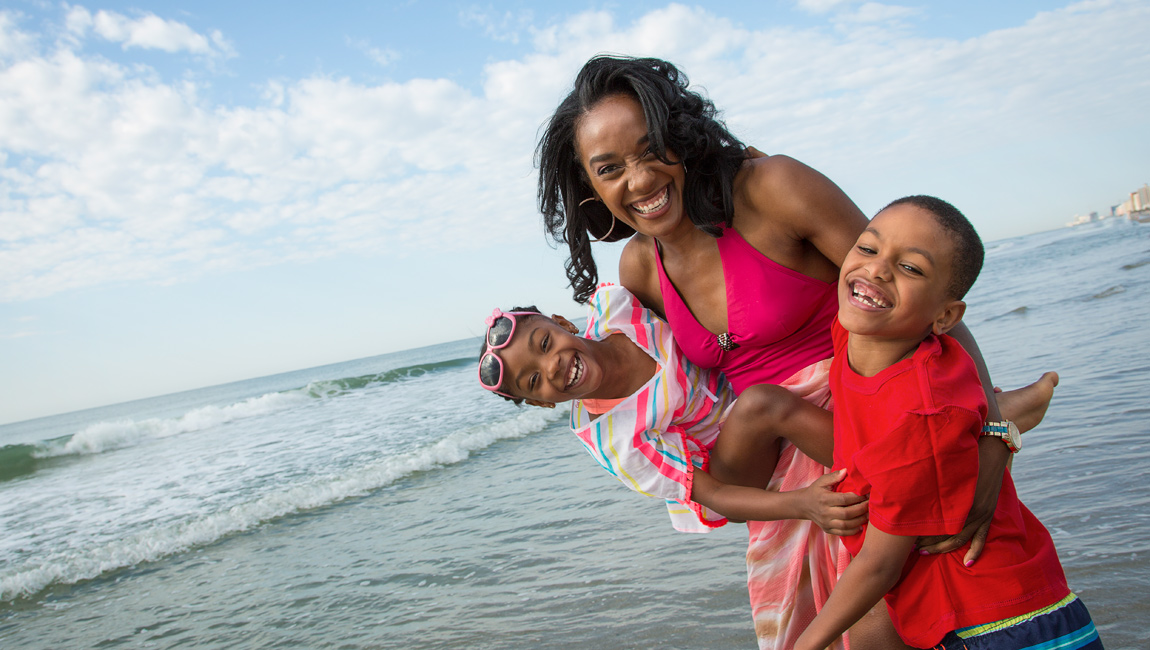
[0,408,558,602]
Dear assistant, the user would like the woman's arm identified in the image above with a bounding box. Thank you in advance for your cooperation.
[618,234,666,318]
[918,323,1009,565]
[794,527,916,650]
[735,154,869,282]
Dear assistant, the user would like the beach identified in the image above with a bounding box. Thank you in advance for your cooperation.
[2,218,1148,649]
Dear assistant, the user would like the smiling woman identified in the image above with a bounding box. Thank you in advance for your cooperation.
[533,54,1036,650]
[574,95,688,242]
[536,56,748,304]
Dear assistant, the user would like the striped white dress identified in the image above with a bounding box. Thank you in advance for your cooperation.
[570,283,734,533]
[569,284,848,650]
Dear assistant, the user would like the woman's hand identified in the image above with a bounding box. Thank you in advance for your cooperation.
[915,436,1009,564]
[919,373,1060,562]
[798,469,868,536]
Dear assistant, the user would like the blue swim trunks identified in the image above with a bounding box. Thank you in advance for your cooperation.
[931,594,1102,650]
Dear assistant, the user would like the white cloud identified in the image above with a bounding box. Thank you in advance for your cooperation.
[347,37,399,67]
[65,6,234,57]
[459,5,534,43]
[0,15,545,301]
[793,0,917,26]
[847,3,919,23]
[0,12,39,61]
[1,1,1148,303]
[795,0,860,14]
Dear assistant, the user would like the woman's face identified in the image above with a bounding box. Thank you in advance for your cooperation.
[574,94,688,240]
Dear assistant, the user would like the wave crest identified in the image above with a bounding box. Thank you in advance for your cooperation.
[0,408,559,602]
[303,358,472,397]
[34,391,310,458]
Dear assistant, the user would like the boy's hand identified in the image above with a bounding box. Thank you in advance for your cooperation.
[800,469,868,536]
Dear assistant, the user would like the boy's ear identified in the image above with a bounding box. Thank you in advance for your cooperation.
[932,299,966,336]
[552,314,579,334]
[524,399,557,409]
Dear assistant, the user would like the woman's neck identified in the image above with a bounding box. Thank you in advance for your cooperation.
[655,219,714,254]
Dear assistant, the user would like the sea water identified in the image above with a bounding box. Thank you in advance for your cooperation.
[1,219,1147,649]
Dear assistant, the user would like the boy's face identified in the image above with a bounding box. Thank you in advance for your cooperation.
[838,203,964,341]
[496,314,605,407]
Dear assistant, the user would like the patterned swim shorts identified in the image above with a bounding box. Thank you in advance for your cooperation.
[932,594,1103,650]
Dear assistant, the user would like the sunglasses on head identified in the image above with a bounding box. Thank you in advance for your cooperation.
[478,308,537,398]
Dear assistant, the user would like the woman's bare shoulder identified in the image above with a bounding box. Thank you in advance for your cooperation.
[735,154,866,242]
[619,235,666,318]
[736,154,822,216]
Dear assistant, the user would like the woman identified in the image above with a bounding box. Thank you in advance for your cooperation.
[537,55,1045,650]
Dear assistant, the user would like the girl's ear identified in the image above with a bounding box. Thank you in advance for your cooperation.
[524,399,557,409]
[932,300,966,336]
[552,314,579,334]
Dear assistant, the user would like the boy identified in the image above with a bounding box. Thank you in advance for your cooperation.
[794,196,1101,650]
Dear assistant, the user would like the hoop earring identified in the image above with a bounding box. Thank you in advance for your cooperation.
[579,197,617,243]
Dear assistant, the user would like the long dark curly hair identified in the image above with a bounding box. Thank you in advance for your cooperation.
[536,55,747,303]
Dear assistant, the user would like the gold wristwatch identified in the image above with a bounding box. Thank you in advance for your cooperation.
[981,420,1021,453]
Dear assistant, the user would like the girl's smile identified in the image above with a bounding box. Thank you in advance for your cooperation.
[565,352,585,390]
[490,311,657,408]
[495,315,606,406]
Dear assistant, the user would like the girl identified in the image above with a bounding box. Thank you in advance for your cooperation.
[479,282,868,539]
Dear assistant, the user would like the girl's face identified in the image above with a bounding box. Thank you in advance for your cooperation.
[496,315,606,407]
[574,94,688,241]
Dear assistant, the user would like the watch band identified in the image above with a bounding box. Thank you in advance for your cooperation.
[982,420,1021,453]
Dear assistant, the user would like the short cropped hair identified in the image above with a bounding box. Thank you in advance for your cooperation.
[881,195,984,299]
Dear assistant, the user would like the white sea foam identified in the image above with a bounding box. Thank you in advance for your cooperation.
[0,408,558,602]
[34,391,310,458]
[984,239,1016,257]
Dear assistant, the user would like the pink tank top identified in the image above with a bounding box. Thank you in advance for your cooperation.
[654,226,837,394]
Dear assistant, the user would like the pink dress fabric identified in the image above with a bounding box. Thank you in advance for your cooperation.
[654,226,849,650]
[656,225,837,395]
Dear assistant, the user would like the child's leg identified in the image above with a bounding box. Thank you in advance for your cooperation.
[998,371,1059,434]
[846,602,915,650]
[708,383,834,490]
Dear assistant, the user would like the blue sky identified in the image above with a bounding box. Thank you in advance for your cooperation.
[2,0,1148,424]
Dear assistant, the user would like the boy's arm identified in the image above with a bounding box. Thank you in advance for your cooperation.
[794,527,916,650]
[691,469,868,536]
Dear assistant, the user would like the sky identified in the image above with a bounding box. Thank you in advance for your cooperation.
[1,0,1148,424]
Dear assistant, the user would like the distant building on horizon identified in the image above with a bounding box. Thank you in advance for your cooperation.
[1078,184,1150,227]
[1114,184,1150,221]
[1067,211,1100,227]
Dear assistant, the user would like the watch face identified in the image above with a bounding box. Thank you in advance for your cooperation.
[1007,421,1022,451]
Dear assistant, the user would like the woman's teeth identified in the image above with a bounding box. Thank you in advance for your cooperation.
[566,355,583,389]
[632,187,669,214]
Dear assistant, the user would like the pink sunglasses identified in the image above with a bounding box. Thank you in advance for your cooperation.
[478,308,537,398]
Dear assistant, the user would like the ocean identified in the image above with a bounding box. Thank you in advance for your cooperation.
[1,219,1148,649]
